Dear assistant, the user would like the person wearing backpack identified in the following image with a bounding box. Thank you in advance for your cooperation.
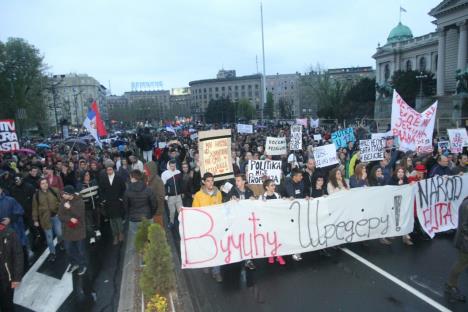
[32,178,62,262]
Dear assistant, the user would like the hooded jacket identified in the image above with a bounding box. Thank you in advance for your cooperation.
[192,186,222,207]
[0,226,23,286]
[124,180,155,222]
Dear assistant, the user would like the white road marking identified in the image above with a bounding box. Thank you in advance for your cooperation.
[341,247,452,312]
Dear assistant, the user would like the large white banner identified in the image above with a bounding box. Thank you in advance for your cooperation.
[247,160,282,184]
[313,143,339,168]
[179,185,414,268]
[390,90,437,153]
[415,175,468,238]
[265,137,287,155]
[289,125,302,150]
[447,128,468,153]
[237,124,253,134]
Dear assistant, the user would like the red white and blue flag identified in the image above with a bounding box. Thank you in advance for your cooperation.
[83,101,107,147]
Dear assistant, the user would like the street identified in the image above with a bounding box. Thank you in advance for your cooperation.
[180,233,467,312]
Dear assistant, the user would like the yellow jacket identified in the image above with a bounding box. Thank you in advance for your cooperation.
[192,186,222,207]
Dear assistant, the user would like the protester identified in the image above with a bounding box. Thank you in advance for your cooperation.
[78,171,101,244]
[32,178,62,262]
[192,172,223,282]
[180,162,194,207]
[145,160,165,226]
[349,163,368,188]
[124,169,155,222]
[44,166,64,191]
[327,168,349,194]
[429,155,453,177]
[161,160,183,228]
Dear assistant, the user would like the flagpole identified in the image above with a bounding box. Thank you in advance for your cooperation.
[260,1,266,123]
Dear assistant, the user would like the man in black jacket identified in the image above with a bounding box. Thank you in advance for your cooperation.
[124,170,155,222]
[0,223,23,312]
[445,197,468,302]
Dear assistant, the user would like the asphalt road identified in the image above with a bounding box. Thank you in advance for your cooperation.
[180,233,467,312]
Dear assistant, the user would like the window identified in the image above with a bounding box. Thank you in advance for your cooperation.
[215,87,218,92]
[235,86,238,90]
[209,87,212,92]
[406,60,412,71]
[204,88,207,93]
[384,64,390,81]
[419,57,426,71]
[248,85,252,89]
[435,55,438,71]
[241,85,245,90]
[221,86,225,91]
[228,86,232,91]
[255,84,259,89]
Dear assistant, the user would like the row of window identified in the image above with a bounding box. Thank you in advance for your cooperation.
[383,55,436,81]
[193,91,260,100]
[193,84,260,94]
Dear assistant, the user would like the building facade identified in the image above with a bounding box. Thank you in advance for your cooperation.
[170,87,191,118]
[265,73,301,118]
[373,0,468,125]
[189,70,263,121]
[44,73,107,131]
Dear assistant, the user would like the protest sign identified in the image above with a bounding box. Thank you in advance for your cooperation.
[331,128,355,149]
[179,184,414,268]
[310,118,320,128]
[437,141,450,153]
[415,175,468,238]
[198,129,233,181]
[0,119,19,152]
[296,118,308,128]
[371,131,392,140]
[237,124,253,134]
[359,139,385,162]
[313,143,339,168]
[447,128,468,153]
[313,134,322,141]
[390,90,437,153]
[247,160,282,184]
[265,137,287,155]
[289,125,302,150]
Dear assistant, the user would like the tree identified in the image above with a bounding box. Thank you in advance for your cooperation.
[236,99,256,121]
[342,77,376,119]
[205,98,235,123]
[264,91,274,119]
[0,38,47,133]
[391,70,435,107]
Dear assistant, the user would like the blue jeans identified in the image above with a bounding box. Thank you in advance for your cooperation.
[63,239,87,268]
[44,215,62,254]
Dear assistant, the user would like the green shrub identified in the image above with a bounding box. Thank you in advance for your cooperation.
[140,223,175,297]
[135,219,151,254]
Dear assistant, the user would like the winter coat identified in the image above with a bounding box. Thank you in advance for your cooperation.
[10,181,36,227]
[226,186,255,201]
[192,186,222,207]
[77,180,100,211]
[454,198,468,253]
[0,192,26,246]
[0,227,23,286]
[349,175,368,188]
[145,161,165,217]
[124,181,155,222]
[58,196,86,241]
[31,188,61,230]
[283,177,306,199]
[99,174,126,218]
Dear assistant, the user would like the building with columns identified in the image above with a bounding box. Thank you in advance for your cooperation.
[373,0,468,127]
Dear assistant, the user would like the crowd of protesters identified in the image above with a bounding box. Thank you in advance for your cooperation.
[0,120,467,310]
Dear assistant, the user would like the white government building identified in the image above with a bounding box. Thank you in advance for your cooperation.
[373,0,468,128]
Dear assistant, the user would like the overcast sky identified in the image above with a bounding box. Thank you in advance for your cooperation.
[0,0,441,95]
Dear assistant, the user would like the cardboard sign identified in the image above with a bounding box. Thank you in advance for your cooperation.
[415,175,468,238]
[198,129,234,181]
[296,118,308,128]
[390,90,437,153]
[179,184,415,268]
[359,139,385,162]
[447,128,468,153]
[313,143,339,168]
[265,137,287,155]
[247,160,282,184]
[289,125,302,150]
[310,118,320,128]
[237,124,253,134]
[313,134,322,141]
[0,119,19,152]
[437,141,450,153]
[331,128,355,149]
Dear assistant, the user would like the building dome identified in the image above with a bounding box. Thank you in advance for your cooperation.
[387,22,413,43]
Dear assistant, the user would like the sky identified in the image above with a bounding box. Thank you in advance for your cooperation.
[0,0,442,95]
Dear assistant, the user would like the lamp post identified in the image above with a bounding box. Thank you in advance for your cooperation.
[416,71,428,98]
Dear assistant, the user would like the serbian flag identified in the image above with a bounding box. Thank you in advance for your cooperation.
[83,101,107,148]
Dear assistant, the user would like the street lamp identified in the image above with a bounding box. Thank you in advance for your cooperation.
[416,72,428,98]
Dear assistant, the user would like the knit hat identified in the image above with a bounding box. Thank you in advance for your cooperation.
[63,185,76,195]
[415,164,427,173]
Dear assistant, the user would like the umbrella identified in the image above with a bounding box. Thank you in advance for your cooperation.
[36,143,50,149]
[16,148,36,155]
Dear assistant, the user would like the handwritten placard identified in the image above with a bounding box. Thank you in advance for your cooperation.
[265,137,287,155]
[198,129,233,181]
[447,128,468,153]
[359,139,385,162]
[313,143,338,168]
[289,125,302,150]
[331,128,355,149]
[0,119,19,152]
[247,160,282,184]
[236,124,253,134]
